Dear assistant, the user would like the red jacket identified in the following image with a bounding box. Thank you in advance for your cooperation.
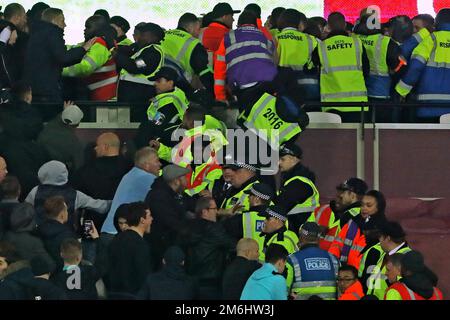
[329,219,366,269]
[385,282,444,300]
[256,18,273,41]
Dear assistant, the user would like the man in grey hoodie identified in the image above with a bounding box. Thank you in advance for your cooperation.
[25,160,111,230]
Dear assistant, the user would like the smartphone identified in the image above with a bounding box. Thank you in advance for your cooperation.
[84,220,94,237]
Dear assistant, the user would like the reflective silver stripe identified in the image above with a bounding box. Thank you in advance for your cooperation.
[246,94,274,124]
[83,55,97,69]
[216,54,226,62]
[352,244,365,252]
[198,30,204,44]
[94,64,116,73]
[283,64,304,71]
[295,281,336,288]
[405,286,416,300]
[119,73,155,85]
[214,79,226,86]
[427,61,450,68]
[354,36,362,70]
[297,78,319,85]
[333,238,344,244]
[321,91,367,100]
[373,35,383,75]
[287,206,317,215]
[341,256,348,262]
[413,33,422,43]
[319,41,330,73]
[344,239,353,246]
[417,94,450,100]
[229,30,236,45]
[227,52,273,69]
[397,80,414,91]
[429,33,437,63]
[289,254,302,281]
[307,36,313,56]
[411,54,427,64]
[278,123,300,144]
[240,82,258,89]
[323,235,335,242]
[243,212,253,238]
[87,76,118,90]
[328,65,361,72]
[226,41,269,55]
[176,37,197,61]
[351,292,362,300]
[315,205,329,223]
[369,71,389,77]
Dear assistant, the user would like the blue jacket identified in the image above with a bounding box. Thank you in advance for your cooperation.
[240,263,287,300]
[289,245,339,282]
[397,25,450,118]
[101,167,157,234]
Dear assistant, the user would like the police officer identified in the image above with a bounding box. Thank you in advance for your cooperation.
[237,93,309,147]
[134,67,189,149]
[286,222,339,300]
[309,12,370,122]
[274,143,319,234]
[222,183,274,252]
[116,22,165,120]
[276,9,319,101]
[219,159,261,214]
[259,205,299,263]
[354,13,407,122]
[395,9,450,122]
[161,13,214,99]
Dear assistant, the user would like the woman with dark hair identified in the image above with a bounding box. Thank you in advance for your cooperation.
[357,190,388,248]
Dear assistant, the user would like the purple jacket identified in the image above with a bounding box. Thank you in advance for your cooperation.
[224,26,277,88]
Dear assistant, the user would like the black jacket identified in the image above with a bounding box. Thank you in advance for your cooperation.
[107,229,153,295]
[274,162,316,213]
[145,177,188,256]
[37,219,77,269]
[0,260,34,300]
[137,264,197,300]
[180,218,236,285]
[24,20,86,101]
[28,278,67,300]
[0,22,27,89]
[222,256,261,300]
[52,264,102,300]
[74,155,132,200]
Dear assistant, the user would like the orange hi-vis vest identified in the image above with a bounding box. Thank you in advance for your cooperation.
[329,219,366,269]
[310,204,339,251]
[386,282,443,300]
[85,38,118,101]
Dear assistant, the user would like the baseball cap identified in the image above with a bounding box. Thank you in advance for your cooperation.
[299,222,321,238]
[262,205,288,222]
[162,164,190,182]
[212,3,241,18]
[336,177,368,196]
[280,143,303,159]
[148,66,179,82]
[244,183,274,201]
[61,105,84,126]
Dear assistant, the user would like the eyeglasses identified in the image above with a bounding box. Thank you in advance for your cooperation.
[337,278,356,282]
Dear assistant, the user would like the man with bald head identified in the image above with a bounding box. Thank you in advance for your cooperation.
[74,132,132,213]
[222,238,261,300]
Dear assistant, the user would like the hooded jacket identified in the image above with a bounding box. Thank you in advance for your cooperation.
[240,263,287,300]
[25,161,111,222]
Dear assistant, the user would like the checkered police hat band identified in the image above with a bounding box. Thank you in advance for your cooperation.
[250,187,271,201]
[267,209,287,222]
